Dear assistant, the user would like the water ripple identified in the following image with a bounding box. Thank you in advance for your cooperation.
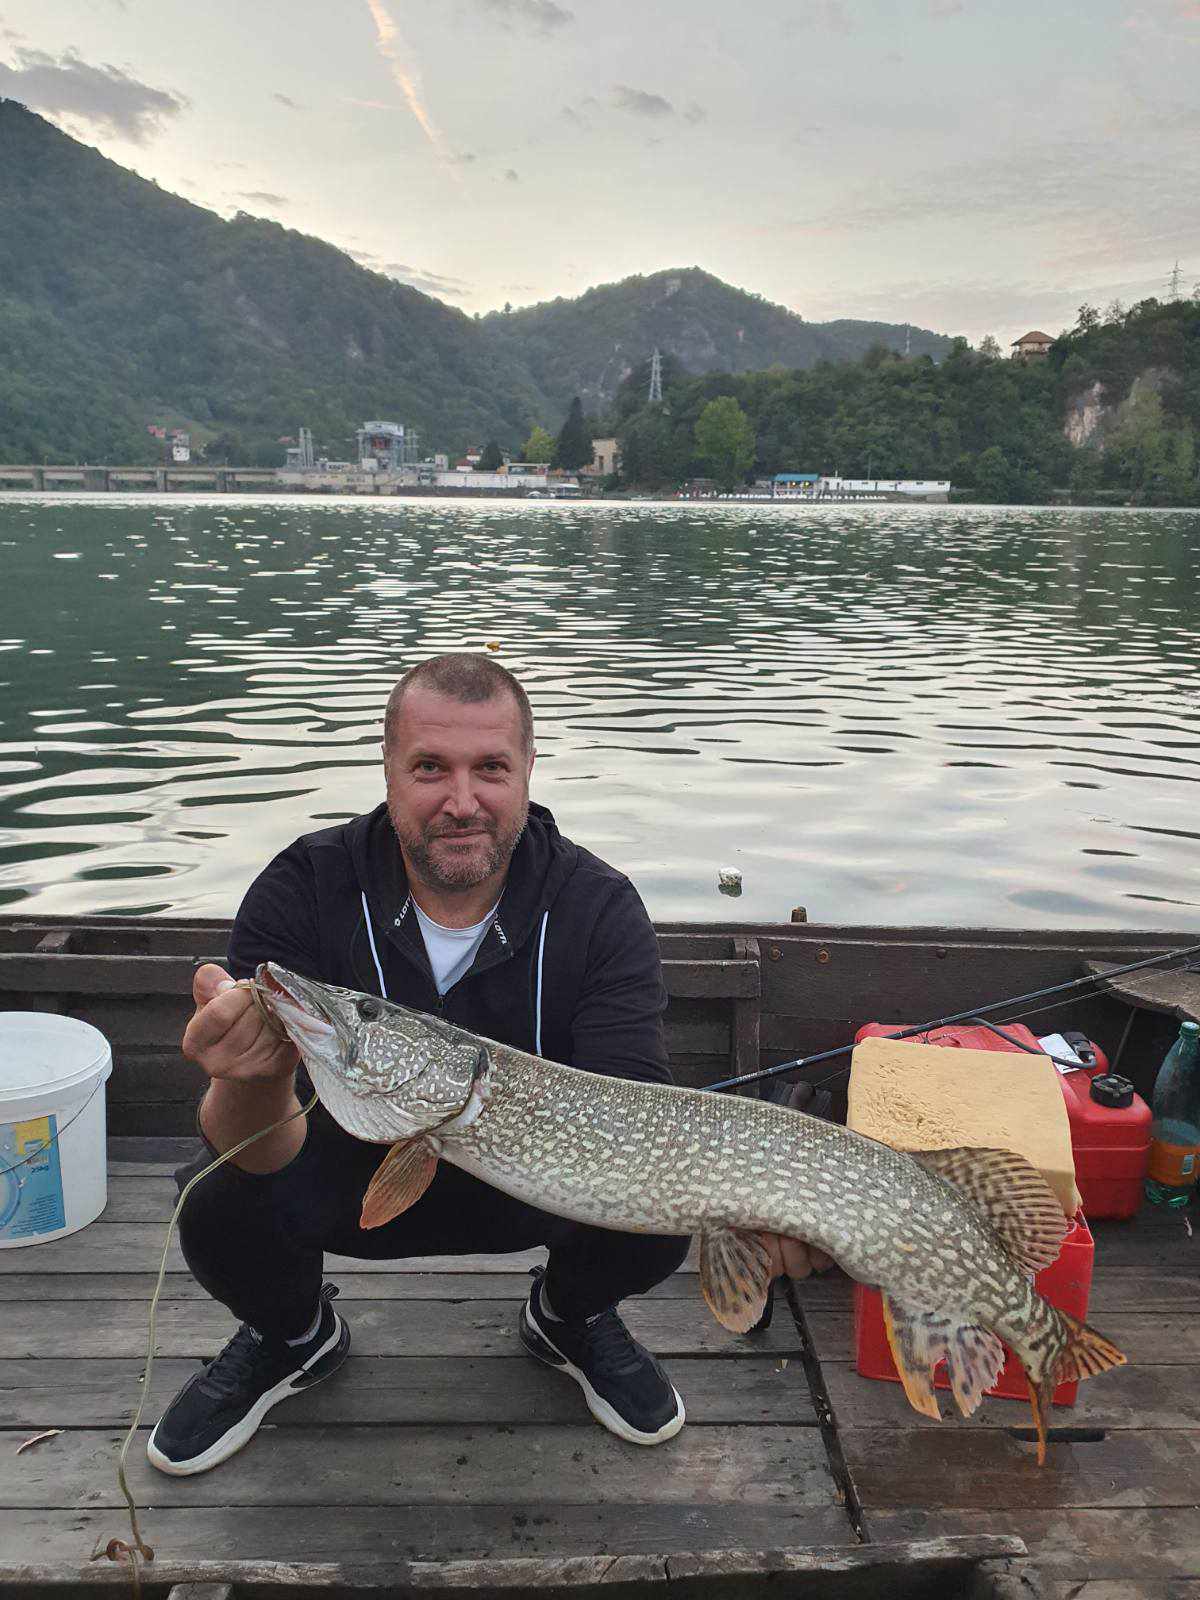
[0,495,1197,928]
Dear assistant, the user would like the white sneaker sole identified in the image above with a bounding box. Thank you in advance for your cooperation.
[524,1300,685,1447]
[146,1316,346,1477]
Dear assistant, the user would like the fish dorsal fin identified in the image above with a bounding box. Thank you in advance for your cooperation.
[909,1146,1067,1272]
[360,1137,439,1230]
[698,1228,773,1333]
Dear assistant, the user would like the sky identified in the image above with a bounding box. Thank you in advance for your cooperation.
[2,0,1199,343]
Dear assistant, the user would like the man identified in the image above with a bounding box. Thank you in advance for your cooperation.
[148,653,824,1477]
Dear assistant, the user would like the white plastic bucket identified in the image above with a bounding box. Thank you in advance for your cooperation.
[0,1012,113,1247]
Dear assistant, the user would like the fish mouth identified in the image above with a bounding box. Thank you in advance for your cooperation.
[254,963,338,1051]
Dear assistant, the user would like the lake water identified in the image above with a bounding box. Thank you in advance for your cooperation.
[1,494,1198,930]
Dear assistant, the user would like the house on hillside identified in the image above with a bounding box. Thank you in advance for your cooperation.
[1011,330,1053,359]
[581,438,621,478]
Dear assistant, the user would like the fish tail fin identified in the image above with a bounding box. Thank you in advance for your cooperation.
[881,1294,1005,1422]
[1021,1308,1126,1465]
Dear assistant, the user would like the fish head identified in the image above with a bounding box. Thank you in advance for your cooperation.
[254,963,482,1138]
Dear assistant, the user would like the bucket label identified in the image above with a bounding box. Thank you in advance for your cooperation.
[0,1115,66,1241]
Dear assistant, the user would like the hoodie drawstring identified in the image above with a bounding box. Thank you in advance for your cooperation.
[534,909,549,1055]
[361,890,389,999]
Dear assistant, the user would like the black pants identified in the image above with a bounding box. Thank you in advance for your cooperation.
[176,1103,691,1342]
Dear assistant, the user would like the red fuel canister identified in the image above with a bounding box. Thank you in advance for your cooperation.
[852,1022,1151,1219]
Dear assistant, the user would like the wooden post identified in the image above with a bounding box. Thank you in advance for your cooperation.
[731,936,762,1089]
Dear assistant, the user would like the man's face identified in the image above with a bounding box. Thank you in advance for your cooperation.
[383,685,534,896]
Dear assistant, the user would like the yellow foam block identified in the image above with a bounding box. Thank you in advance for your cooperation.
[847,1036,1080,1219]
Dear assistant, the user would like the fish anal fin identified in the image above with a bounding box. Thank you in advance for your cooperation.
[880,1295,944,1421]
[945,1322,1006,1418]
[909,1146,1068,1272]
[699,1228,773,1333]
[360,1137,438,1229]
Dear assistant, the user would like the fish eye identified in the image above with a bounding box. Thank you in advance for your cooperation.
[356,996,384,1022]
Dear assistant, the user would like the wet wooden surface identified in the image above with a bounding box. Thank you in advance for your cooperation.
[803,1201,1200,1596]
[2,1137,1195,1597]
[0,1140,845,1571]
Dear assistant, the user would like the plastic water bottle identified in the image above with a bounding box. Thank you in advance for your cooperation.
[1145,1020,1200,1208]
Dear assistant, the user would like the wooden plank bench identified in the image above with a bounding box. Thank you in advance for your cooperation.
[0,921,764,1131]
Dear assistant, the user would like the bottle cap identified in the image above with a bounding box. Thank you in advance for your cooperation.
[1090,1073,1135,1109]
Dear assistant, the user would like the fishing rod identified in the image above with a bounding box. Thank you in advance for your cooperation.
[708,937,1200,1095]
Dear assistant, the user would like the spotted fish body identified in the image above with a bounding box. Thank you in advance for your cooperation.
[256,963,1125,1458]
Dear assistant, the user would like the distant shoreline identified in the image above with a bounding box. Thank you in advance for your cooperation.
[0,485,1191,510]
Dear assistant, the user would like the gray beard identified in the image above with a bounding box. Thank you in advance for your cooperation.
[393,808,528,894]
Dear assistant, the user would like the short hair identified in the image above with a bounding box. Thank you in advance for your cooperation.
[384,653,534,754]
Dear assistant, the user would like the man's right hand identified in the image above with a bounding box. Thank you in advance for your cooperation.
[182,963,299,1085]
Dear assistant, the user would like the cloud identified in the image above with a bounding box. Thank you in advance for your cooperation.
[239,190,289,205]
[470,0,573,29]
[613,84,673,117]
[273,92,304,109]
[504,167,519,181]
[767,131,1200,247]
[382,261,471,297]
[363,0,457,169]
[784,1,855,35]
[0,47,186,143]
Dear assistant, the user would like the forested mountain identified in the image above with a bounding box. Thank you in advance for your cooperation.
[482,269,952,413]
[0,100,543,464]
[0,101,950,464]
[611,299,1200,503]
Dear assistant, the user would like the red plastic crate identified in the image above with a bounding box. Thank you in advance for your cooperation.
[853,1213,1095,1407]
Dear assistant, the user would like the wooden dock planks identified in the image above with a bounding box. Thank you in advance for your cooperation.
[807,1202,1200,1593]
[0,1141,846,1571]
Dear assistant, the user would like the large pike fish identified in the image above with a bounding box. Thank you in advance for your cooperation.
[252,962,1124,1461]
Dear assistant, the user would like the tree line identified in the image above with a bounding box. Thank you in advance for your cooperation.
[519,298,1200,503]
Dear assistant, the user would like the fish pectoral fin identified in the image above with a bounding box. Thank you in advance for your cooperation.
[360,1137,438,1229]
[699,1228,773,1333]
[908,1146,1068,1273]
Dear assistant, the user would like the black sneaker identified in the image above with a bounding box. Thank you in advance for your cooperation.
[519,1269,685,1445]
[146,1283,350,1476]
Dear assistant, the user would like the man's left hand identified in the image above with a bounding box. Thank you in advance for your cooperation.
[761,1233,833,1280]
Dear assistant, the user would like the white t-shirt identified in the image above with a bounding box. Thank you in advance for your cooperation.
[411,899,498,996]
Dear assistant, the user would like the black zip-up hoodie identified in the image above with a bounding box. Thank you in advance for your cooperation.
[226,800,672,1086]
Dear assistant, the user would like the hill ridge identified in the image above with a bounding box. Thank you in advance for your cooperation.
[0,99,953,463]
